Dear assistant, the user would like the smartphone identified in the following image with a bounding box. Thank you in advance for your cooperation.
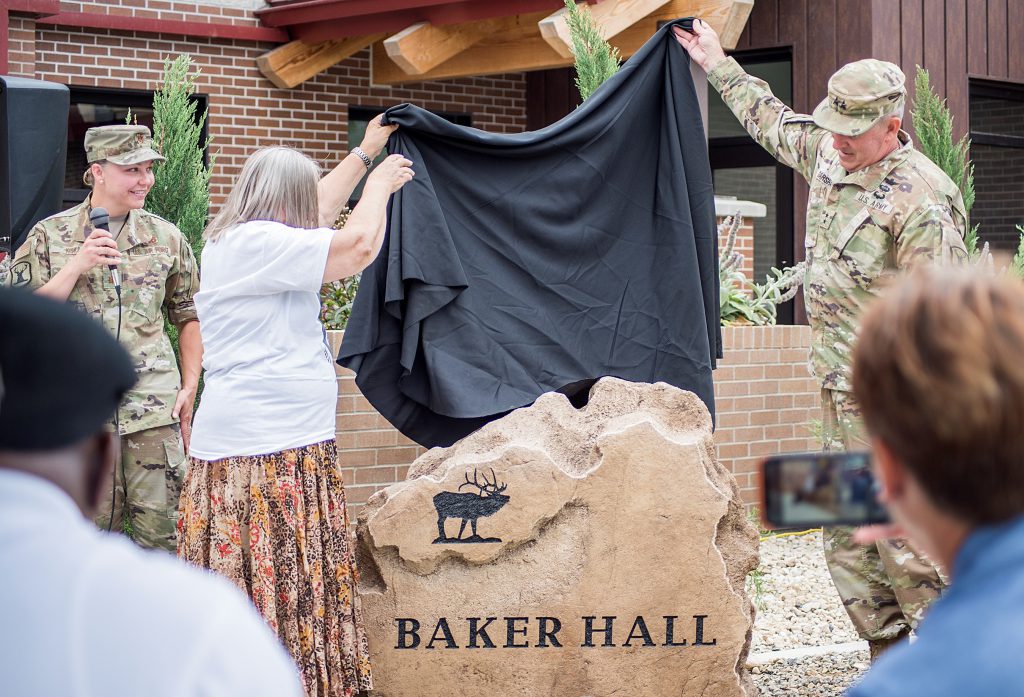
[761,451,889,528]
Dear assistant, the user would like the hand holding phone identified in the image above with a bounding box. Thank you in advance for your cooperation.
[761,451,889,528]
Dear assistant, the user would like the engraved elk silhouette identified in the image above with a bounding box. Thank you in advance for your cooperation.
[432,468,510,543]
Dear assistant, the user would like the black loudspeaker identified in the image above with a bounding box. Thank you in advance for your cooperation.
[0,76,69,256]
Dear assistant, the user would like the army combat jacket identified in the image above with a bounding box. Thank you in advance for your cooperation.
[10,197,199,435]
[709,57,968,392]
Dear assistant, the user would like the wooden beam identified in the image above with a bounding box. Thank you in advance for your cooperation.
[372,0,754,85]
[373,10,558,84]
[717,0,753,50]
[383,19,497,75]
[539,0,673,59]
[258,34,384,89]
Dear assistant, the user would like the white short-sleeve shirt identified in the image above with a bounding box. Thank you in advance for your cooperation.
[189,220,337,460]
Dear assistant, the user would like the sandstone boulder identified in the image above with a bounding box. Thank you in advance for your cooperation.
[356,377,759,696]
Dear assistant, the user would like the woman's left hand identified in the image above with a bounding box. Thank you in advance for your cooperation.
[360,114,398,160]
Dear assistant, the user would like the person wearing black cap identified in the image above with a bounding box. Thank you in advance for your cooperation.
[0,288,301,697]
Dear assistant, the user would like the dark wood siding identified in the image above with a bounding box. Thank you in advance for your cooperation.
[524,68,581,132]
[738,0,1024,263]
[865,0,1024,140]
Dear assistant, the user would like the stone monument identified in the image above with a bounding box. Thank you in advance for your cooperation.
[355,377,759,696]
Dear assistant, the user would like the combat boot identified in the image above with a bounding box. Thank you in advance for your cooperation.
[868,627,911,662]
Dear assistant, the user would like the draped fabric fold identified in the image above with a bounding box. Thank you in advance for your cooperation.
[339,20,721,448]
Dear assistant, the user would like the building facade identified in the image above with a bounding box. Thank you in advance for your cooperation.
[3,0,1020,506]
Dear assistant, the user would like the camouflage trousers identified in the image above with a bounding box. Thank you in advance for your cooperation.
[94,422,187,552]
[819,388,945,641]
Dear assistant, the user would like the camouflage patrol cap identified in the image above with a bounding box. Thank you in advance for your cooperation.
[812,59,906,137]
[84,125,166,165]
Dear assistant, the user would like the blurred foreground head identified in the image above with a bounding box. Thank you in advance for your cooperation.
[853,267,1024,526]
[0,289,136,513]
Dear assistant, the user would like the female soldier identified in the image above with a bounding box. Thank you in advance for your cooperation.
[10,124,201,552]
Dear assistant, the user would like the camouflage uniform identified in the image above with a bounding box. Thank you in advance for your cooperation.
[708,58,966,642]
[9,125,198,552]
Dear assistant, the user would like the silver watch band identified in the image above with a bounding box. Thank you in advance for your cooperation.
[351,146,373,170]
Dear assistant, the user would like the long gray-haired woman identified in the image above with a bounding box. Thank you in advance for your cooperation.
[178,116,412,696]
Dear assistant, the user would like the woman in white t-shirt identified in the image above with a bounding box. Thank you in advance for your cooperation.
[178,116,413,697]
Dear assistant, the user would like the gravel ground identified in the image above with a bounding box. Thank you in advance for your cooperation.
[751,653,868,696]
[748,530,870,696]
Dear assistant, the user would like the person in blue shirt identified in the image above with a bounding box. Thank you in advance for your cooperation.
[846,266,1024,696]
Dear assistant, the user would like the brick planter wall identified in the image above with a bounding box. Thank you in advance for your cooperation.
[329,325,820,514]
[711,325,821,506]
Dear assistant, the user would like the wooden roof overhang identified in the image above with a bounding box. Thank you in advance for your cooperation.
[255,0,754,89]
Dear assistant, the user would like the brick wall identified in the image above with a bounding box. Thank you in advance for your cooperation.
[326,333,428,511]
[711,325,820,507]
[7,15,36,75]
[10,0,527,207]
[714,168,777,280]
[329,325,820,514]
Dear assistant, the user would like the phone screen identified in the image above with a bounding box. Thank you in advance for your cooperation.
[762,451,889,528]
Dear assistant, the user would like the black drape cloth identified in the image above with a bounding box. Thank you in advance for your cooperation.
[338,20,721,448]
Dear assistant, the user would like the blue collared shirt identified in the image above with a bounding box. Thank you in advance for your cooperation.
[848,514,1024,696]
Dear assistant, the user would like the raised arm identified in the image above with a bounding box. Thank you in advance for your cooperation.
[674,20,827,182]
[321,153,414,283]
[317,114,397,226]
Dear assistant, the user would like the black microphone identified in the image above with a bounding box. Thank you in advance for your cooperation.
[88,207,120,291]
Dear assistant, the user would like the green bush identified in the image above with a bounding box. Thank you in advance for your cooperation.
[913,65,1024,275]
[321,276,360,330]
[563,0,621,100]
[147,54,212,398]
[911,66,980,256]
[149,54,212,255]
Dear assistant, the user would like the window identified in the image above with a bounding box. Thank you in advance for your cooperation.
[346,106,471,204]
[969,80,1024,251]
[65,86,208,209]
[708,52,795,323]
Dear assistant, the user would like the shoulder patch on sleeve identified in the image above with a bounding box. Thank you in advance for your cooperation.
[10,260,32,288]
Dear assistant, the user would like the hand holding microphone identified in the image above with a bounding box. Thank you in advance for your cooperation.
[81,207,122,290]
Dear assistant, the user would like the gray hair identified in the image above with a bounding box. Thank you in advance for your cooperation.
[204,146,321,242]
[874,102,905,130]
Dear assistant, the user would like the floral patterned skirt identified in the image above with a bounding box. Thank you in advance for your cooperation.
[178,439,372,697]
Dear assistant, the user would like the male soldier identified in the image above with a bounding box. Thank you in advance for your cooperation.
[675,20,967,658]
[9,124,201,552]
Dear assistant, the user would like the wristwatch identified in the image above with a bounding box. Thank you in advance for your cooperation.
[351,146,373,170]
